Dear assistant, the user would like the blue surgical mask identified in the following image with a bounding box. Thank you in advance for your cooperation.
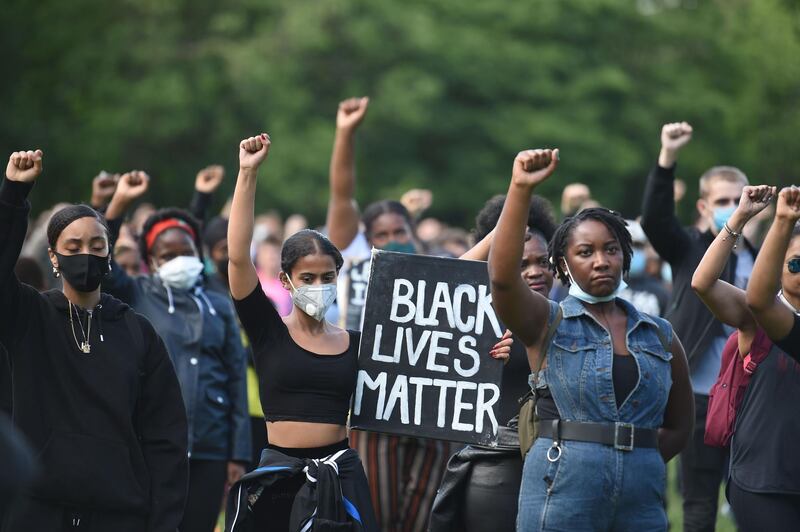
[381,241,416,254]
[564,262,628,304]
[712,205,736,232]
[661,263,673,284]
[629,249,647,277]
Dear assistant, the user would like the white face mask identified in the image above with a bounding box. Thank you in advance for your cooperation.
[157,255,204,290]
[288,279,337,321]
[563,261,627,304]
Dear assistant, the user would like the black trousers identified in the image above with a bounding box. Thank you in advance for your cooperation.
[679,393,729,532]
[728,481,800,532]
[179,458,227,532]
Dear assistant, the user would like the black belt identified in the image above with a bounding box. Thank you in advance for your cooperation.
[538,419,658,451]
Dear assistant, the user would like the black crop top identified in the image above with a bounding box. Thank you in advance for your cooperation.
[233,284,360,425]
[536,354,640,419]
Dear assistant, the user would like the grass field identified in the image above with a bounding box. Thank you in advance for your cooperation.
[666,460,735,531]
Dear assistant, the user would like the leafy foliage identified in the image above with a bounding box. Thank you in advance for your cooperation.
[1,0,798,227]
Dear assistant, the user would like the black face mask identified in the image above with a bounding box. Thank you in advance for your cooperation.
[55,253,111,292]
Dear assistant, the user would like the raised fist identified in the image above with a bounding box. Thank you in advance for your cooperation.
[195,165,225,194]
[512,149,560,189]
[91,171,120,206]
[114,171,151,203]
[400,188,433,218]
[736,185,776,222]
[6,150,43,183]
[776,186,800,222]
[661,122,693,153]
[239,133,271,170]
[336,97,369,131]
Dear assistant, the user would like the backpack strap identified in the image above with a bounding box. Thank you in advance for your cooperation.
[532,304,563,379]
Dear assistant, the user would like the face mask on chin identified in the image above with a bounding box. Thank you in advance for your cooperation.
[563,261,627,304]
[156,255,204,290]
[55,252,110,292]
[287,278,337,321]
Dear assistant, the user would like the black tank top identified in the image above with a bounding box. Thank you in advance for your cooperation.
[536,353,639,419]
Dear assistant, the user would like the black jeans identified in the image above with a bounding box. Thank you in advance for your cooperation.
[679,393,728,532]
[728,481,800,532]
[179,458,227,532]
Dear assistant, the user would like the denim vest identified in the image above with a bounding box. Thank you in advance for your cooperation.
[539,295,673,430]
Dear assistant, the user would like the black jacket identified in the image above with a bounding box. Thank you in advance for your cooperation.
[641,163,757,361]
[0,179,188,531]
[102,219,251,463]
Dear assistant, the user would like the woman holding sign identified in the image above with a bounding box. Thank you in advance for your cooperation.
[225,133,378,531]
[489,149,693,531]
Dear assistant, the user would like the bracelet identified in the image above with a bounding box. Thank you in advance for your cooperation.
[722,222,741,248]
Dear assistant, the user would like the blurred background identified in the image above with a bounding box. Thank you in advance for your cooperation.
[1,0,798,229]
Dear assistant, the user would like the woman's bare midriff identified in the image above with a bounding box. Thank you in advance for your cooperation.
[266,421,348,448]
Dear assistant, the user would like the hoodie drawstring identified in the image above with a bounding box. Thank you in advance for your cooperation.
[194,287,217,316]
[97,304,104,342]
[165,284,176,314]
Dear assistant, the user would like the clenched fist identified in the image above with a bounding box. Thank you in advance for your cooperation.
[776,186,800,223]
[195,165,225,194]
[512,149,560,189]
[114,171,151,203]
[6,150,43,183]
[336,97,369,132]
[239,134,271,170]
[91,171,120,207]
[659,122,693,167]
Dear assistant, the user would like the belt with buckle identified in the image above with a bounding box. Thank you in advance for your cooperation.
[537,419,658,451]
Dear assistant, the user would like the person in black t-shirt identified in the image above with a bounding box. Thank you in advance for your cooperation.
[226,133,378,531]
[737,186,800,531]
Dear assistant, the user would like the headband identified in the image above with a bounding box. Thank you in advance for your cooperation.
[145,218,197,252]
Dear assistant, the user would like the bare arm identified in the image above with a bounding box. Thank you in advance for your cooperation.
[489,149,557,348]
[326,97,369,250]
[691,185,774,333]
[658,333,694,462]
[460,227,495,261]
[228,134,271,300]
[746,186,800,342]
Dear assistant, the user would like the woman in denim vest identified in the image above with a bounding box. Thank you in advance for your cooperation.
[489,149,694,531]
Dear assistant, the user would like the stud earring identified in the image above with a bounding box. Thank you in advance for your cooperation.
[53,267,60,278]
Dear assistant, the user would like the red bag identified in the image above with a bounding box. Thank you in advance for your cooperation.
[704,328,772,447]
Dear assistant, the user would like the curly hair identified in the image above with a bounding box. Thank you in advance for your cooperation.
[549,208,632,285]
[138,207,204,264]
[474,194,557,242]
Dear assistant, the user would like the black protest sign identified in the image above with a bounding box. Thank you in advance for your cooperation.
[351,250,505,446]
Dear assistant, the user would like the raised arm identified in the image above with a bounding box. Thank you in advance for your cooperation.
[0,150,43,347]
[189,165,225,223]
[489,149,557,347]
[746,187,800,341]
[228,134,271,300]
[326,97,369,250]
[641,122,693,265]
[460,227,495,261]
[658,333,694,462]
[691,185,774,346]
[103,172,150,302]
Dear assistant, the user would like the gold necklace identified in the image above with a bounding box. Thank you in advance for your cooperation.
[68,302,92,354]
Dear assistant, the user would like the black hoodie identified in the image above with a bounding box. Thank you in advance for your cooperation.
[0,178,188,531]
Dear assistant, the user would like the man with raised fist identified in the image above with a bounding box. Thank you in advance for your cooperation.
[641,122,757,532]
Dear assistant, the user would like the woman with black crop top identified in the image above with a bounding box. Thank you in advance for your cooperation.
[224,133,378,531]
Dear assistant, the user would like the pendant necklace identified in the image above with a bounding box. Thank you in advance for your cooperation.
[69,302,92,354]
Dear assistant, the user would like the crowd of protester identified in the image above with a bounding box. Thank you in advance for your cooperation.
[1,98,799,532]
